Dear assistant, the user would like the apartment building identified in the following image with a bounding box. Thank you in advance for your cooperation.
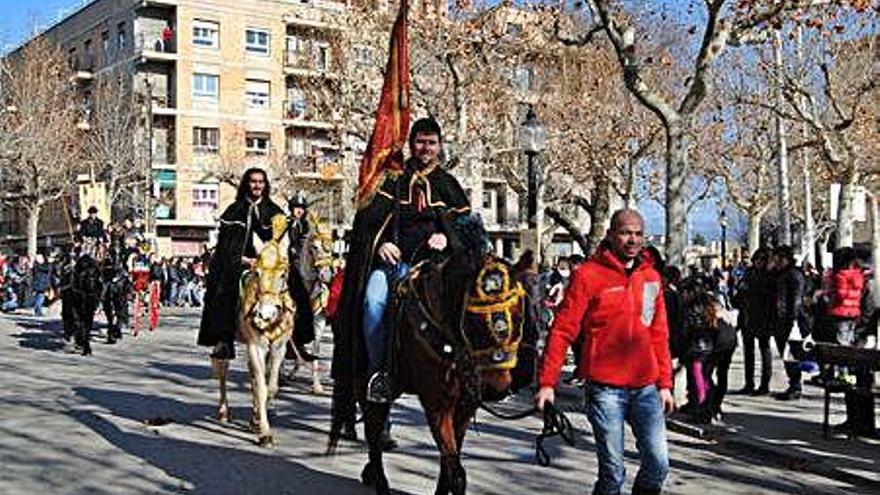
[15,0,349,256]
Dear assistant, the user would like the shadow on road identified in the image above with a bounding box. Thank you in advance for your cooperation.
[6,316,65,352]
[70,409,409,495]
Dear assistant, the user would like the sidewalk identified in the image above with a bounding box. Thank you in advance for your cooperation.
[552,345,880,489]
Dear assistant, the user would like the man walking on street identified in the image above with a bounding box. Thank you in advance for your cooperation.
[535,209,674,495]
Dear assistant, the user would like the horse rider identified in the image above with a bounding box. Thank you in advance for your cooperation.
[76,206,106,257]
[332,117,471,404]
[197,167,314,360]
[285,192,317,361]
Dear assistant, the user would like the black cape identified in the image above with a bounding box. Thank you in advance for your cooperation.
[197,198,284,354]
[331,162,470,385]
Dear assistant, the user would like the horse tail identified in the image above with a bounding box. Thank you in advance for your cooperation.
[327,374,355,454]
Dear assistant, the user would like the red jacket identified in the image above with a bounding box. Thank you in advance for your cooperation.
[828,268,864,319]
[325,270,345,322]
[538,247,673,390]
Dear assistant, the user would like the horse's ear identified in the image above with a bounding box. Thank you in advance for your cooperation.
[278,231,290,255]
[253,233,266,256]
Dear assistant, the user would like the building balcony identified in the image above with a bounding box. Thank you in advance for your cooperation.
[138,0,178,8]
[282,100,334,129]
[136,33,177,62]
[150,93,177,116]
[283,50,337,78]
[69,56,95,82]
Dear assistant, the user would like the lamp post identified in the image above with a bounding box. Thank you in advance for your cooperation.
[719,208,728,269]
[518,106,546,263]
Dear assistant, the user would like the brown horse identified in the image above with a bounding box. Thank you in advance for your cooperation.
[212,214,296,447]
[331,253,525,495]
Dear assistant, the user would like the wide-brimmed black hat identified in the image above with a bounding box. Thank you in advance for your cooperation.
[288,192,308,209]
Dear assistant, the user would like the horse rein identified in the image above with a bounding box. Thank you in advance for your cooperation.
[477,401,576,467]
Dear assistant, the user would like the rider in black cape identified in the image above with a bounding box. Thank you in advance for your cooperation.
[197,168,315,359]
[330,117,475,437]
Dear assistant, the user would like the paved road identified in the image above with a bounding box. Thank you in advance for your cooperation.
[0,307,877,495]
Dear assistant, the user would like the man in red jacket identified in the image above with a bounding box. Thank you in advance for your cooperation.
[535,209,674,495]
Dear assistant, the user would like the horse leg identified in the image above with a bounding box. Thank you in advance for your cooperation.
[247,342,274,447]
[425,407,466,495]
[266,337,287,408]
[80,306,94,356]
[212,357,231,422]
[310,317,325,394]
[103,297,117,344]
[361,402,391,495]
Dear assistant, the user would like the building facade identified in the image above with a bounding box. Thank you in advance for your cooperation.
[12,0,348,256]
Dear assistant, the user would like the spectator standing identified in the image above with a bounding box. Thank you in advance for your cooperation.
[535,209,673,495]
[31,254,54,316]
[734,248,774,395]
[773,246,808,401]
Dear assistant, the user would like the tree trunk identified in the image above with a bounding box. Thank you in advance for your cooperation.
[665,122,688,268]
[870,192,880,308]
[546,207,590,255]
[836,180,857,249]
[774,31,793,246]
[796,26,816,266]
[747,208,765,256]
[26,203,41,261]
[587,176,611,251]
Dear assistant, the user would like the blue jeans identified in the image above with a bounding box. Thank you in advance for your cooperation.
[363,263,409,374]
[585,383,669,495]
[33,291,46,316]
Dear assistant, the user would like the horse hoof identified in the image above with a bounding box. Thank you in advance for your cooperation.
[217,411,230,423]
[81,346,92,356]
[310,383,325,395]
[257,435,275,448]
[360,462,376,486]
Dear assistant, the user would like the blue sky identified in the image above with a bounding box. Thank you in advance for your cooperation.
[0,0,85,51]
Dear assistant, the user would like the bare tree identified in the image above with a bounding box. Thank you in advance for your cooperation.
[83,74,144,221]
[553,0,862,267]
[0,39,84,258]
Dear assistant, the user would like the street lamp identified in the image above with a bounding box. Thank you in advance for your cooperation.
[518,106,545,261]
[719,208,728,269]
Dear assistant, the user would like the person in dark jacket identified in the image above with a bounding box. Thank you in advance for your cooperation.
[773,246,808,401]
[734,248,774,395]
[31,254,54,316]
[197,168,285,360]
[284,192,317,361]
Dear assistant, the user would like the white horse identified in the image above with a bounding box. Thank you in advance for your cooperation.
[212,214,295,447]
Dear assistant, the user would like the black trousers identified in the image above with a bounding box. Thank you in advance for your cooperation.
[288,268,315,345]
[774,318,805,392]
[741,328,772,389]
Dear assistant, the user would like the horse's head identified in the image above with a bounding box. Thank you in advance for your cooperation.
[247,214,293,336]
[74,255,104,298]
[463,255,526,400]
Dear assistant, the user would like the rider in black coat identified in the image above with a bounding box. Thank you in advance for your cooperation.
[197,168,284,359]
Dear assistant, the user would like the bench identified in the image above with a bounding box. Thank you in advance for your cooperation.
[809,343,880,438]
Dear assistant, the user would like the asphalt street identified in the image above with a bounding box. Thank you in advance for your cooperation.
[0,306,877,495]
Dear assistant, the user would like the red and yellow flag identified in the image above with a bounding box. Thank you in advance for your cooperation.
[356,0,411,210]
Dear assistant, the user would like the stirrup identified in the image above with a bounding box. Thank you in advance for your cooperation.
[366,371,392,403]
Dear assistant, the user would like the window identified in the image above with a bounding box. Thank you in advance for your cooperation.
[192,183,219,210]
[117,22,126,52]
[193,20,219,48]
[245,133,270,155]
[288,133,306,157]
[84,39,94,67]
[101,31,110,56]
[513,66,535,92]
[246,29,270,55]
[193,127,219,153]
[245,79,270,109]
[315,43,330,71]
[193,73,219,100]
[353,45,372,66]
[506,22,523,38]
[285,86,306,118]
